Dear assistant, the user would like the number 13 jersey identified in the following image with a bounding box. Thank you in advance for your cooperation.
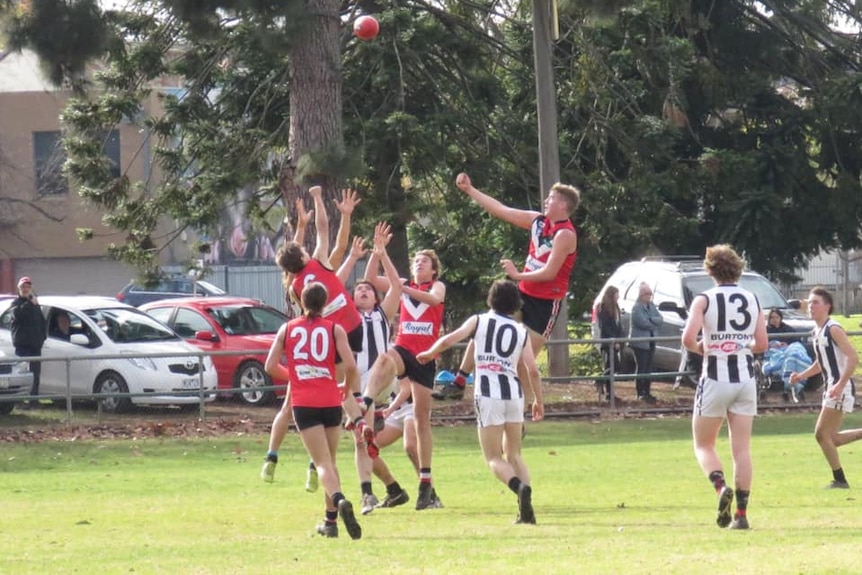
[700,284,761,383]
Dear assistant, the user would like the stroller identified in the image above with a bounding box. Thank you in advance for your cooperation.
[755,342,811,403]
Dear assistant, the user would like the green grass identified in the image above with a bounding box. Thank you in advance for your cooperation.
[2,414,862,574]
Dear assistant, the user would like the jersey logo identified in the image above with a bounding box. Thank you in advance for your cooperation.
[401,294,429,319]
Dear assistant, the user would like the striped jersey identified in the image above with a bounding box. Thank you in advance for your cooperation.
[356,306,390,376]
[699,284,760,383]
[812,319,849,387]
[472,311,529,400]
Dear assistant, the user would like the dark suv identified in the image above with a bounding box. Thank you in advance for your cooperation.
[116,278,226,307]
[591,257,814,385]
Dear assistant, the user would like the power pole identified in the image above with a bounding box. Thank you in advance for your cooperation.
[532,0,568,379]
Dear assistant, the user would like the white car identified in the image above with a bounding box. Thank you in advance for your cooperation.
[0,350,33,415]
[0,296,217,413]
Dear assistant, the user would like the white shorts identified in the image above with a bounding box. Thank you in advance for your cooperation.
[822,380,856,414]
[384,401,414,431]
[474,395,525,427]
[694,376,757,417]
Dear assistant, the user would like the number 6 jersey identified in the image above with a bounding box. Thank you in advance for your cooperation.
[472,311,529,400]
[699,284,761,383]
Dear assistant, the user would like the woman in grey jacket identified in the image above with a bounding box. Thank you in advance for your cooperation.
[629,282,663,402]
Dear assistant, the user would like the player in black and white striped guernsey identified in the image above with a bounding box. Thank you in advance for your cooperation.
[682,245,768,531]
[417,280,544,524]
[789,287,862,490]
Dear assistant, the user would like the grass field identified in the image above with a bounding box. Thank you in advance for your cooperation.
[2,414,862,574]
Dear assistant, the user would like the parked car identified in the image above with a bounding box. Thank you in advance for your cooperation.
[0,350,33,415]
[116,278,226,307]
[0,296,217,412]
[140,297,288,406]
[591,257,815,386]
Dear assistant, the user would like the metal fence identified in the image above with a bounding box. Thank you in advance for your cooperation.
[3,330,859,423]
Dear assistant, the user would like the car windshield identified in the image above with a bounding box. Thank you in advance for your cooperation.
[206,305,285,335]
[84,307,181,343]
[683,274,790,309]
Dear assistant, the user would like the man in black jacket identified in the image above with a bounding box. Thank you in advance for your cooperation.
[10,277,46,408]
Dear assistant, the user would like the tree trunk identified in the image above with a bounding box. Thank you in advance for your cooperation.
[285,0,343,248]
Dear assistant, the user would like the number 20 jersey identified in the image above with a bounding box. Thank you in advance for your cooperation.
[700,284,760,384]
[285,316,341,408]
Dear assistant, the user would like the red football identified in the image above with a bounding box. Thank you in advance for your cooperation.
[353,15,379,41]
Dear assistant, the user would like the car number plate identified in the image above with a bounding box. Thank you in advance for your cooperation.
[0,377,9,390]
[182,378,201,389]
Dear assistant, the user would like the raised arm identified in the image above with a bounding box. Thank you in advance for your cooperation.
[455,172,539,230]
[372,222,402,319]
[336,235,367,285]
[309,186,330,264]
[416,315,478,364]
[363,244,392,294]
[329,188,361,269]
[291,198,313,245]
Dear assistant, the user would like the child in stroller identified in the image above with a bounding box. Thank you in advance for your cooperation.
[759,340,812,403]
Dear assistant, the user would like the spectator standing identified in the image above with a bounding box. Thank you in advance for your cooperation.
[10,277,46,408]
[597,285,623,402]
[630,282,662,403]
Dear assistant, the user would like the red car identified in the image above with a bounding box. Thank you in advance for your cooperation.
[140,297,288,406]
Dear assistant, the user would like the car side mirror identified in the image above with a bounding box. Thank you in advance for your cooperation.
[658,300,688,320]
[194,330,218,342]
[70,334,90,346]
[787,299,801,310]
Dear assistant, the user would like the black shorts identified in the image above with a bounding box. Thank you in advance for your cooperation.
[520,291,562,339]
[292,405,344,431]
[335,324,364,363]
[393,345,436,389]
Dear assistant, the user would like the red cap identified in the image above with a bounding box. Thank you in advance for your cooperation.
[17,276,32,287]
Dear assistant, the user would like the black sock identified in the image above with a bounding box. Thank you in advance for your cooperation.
[507,476,523,494]
[332,492,345,507]
[363,396,373,409]
[325,510,337,523]
[308,461,315,471]
[708,470,726,492]
[736,489,750,516]
[833,468,848,484]
[386,481,402,496]
[361,481,373,496]
[265,452,278,464]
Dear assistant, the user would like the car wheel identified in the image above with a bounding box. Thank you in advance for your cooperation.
[94,371,132,413]
[0,402,15,415]
[234,360,274,406]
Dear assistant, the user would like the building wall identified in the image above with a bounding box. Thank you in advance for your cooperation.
[0,51,193,294]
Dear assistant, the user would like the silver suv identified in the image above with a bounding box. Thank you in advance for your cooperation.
[591,257,814,385]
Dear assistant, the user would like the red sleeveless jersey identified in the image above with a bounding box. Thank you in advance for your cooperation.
[519,216,577,300]
[394,280,444,355]
[284,316,342,408]
[290,259,361,332]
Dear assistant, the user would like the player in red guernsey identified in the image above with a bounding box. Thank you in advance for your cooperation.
[265,282,364,539]
[435,173,580,401]
[261,186,375,485]
[361,246,446,510]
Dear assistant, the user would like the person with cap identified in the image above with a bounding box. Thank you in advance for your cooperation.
[10,277,47,408]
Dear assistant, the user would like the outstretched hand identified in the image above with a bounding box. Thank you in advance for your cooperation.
[500,259,519,279]
[373,221,393,252]
[308,185,323,198]
[295,198,313,228]
[349,235,368,259]
[335,188,361,215]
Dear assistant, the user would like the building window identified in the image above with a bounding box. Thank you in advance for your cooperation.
[32,130,121,196]
[33,130,67,196]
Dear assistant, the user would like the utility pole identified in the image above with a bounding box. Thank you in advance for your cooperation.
[532,0,568,379]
